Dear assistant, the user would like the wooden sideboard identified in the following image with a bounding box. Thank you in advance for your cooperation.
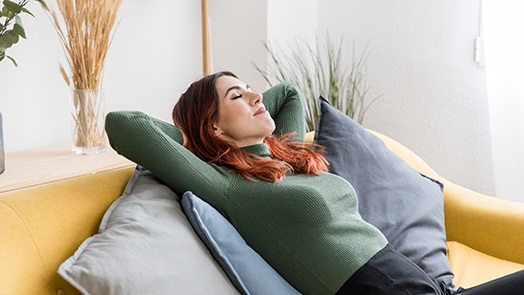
[0,144,134,193]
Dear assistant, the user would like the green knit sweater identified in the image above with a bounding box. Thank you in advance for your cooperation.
[106,82,388,294]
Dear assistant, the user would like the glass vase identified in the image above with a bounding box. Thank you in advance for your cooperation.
[71,88,106,155]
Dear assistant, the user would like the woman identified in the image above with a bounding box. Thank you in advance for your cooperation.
[106,71,524,294]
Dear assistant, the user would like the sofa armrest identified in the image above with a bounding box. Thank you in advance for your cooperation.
[353,130,524,264]
[444,182,524,264]
[309,129,524,264]
[0,167,134,295]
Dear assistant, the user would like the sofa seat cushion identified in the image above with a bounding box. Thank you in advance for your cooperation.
[447,241,524,289]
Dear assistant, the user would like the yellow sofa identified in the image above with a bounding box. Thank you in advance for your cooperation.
[367,131,524,289]
[1,131,524,295]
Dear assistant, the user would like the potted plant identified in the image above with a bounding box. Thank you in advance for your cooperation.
[254,35,382,131]
[0,0,46,66]
[0,0,46,174]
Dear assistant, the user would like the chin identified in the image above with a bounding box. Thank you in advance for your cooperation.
[266,125,276,136]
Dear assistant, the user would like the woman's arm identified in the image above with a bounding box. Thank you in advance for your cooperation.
[105,111,228,206]
[262,82,306,140]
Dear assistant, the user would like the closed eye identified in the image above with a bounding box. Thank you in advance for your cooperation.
[224,84,252,99]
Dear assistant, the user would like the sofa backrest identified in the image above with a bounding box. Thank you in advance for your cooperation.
[0,167,134,295]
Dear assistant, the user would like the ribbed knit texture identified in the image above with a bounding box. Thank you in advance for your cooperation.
[106,82,388,294]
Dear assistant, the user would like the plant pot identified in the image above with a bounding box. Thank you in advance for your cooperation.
[71,89,106,155]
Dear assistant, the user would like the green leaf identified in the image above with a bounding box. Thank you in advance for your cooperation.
[7,55,17,66]
[13,23,25,38]
[7,29,19,43]
[0,48,18,66]
[21,7,34,17]
[3,0,23,14]
[35,0,49,11]
[0,33,14,49]
[1,5,11,17]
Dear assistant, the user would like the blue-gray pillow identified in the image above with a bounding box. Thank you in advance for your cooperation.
[181,191,300,295]
[313,96,454,289]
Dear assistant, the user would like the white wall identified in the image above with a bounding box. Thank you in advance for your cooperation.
[0,1,203,153]
[316,1,496,196]
[484,1,524,202]
[266,0,318,55]
[208,0,268,90]
[208,0,319,92]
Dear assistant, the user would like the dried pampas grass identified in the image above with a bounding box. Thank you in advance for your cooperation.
[45,0,122,153]
[47,0,122,89]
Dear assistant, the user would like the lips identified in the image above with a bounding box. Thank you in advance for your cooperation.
[254,106,266,116]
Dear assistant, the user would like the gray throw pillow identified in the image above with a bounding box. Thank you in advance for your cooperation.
[58,166,239,295]
[313,96,454,289]
[181,191,301,295]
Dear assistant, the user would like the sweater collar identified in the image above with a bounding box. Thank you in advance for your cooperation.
[241,143,271,157]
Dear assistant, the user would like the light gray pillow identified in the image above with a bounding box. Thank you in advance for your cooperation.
[58,166,239,295]
[313,96,454,289]
[181,191,301,295]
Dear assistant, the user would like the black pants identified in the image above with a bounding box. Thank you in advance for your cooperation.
[336,244,524,295]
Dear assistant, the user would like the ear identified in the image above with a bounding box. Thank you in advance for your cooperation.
[212,123,223,137]
[180,131,188,147]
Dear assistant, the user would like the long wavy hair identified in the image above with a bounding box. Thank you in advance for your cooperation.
[172,71,328,182]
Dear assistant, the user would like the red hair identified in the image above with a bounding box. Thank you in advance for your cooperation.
[172,71,328,182]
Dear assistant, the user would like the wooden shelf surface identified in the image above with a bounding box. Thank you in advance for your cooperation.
[0,144,134,193]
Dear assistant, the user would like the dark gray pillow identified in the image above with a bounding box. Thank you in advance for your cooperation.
[181,191,300,295]
[313,96,454,289]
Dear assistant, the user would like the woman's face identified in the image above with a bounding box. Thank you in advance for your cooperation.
[214,75,275,147]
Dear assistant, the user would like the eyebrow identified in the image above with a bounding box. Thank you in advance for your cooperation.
[223,84,251,98]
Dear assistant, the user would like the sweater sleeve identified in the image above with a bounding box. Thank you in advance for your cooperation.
[262,82,306,140]
[105,111,229,208]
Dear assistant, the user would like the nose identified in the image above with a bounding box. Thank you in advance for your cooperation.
[248,91,263,105]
